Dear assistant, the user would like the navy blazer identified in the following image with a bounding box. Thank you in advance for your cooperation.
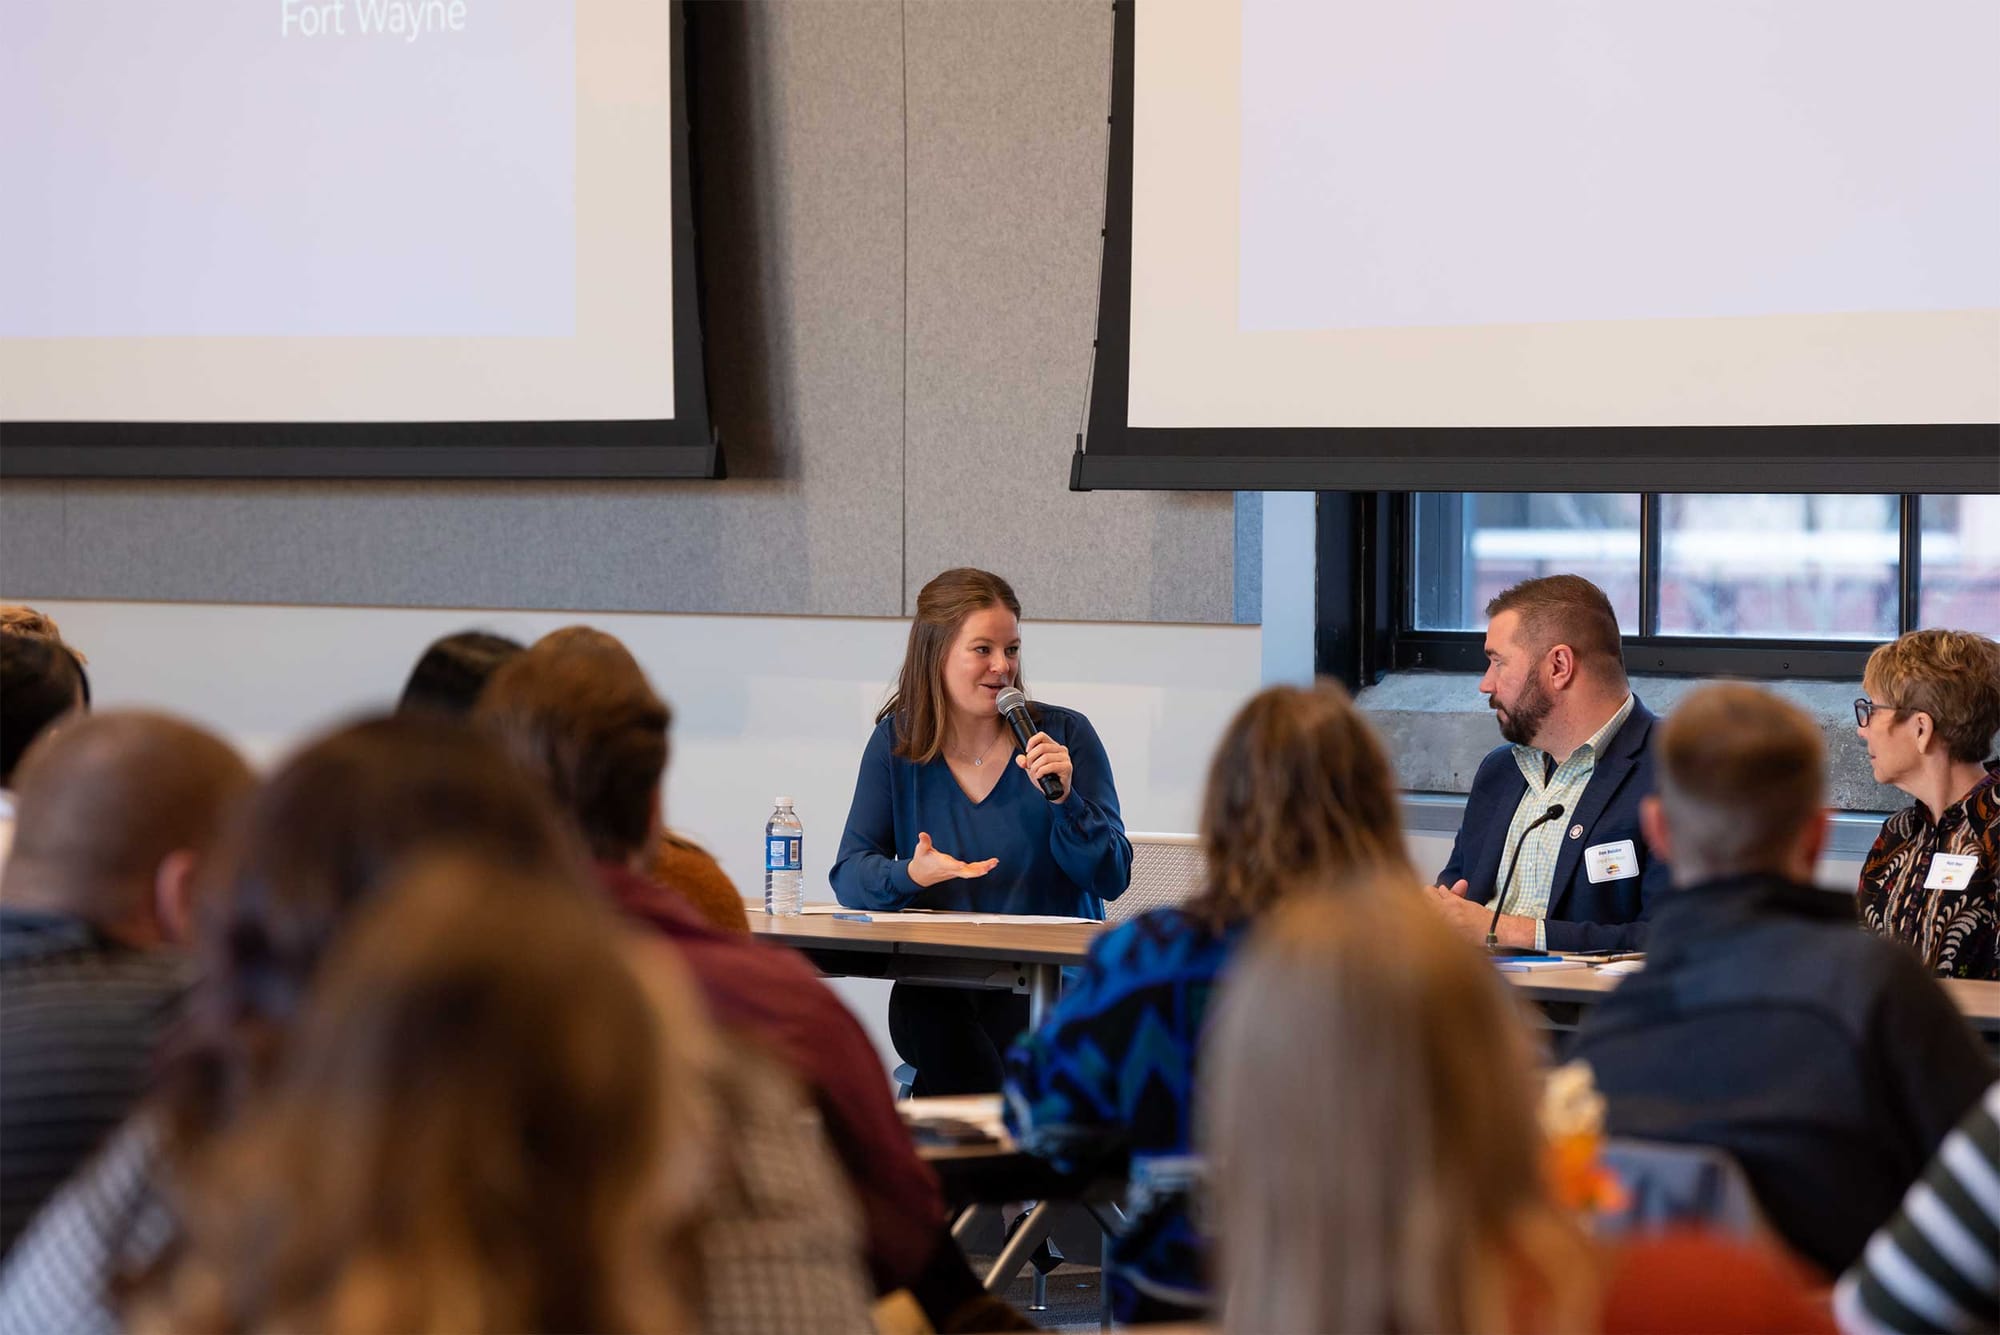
[1437,698,1669,953]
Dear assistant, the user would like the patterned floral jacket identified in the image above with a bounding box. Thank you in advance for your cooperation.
[1858,765,1999,980]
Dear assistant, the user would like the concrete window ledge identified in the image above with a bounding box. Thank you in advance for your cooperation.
[1361,673,1907,860]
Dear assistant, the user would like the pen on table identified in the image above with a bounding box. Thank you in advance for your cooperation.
[831,911,873,923]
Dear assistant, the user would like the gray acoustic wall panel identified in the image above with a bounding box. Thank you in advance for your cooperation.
[1,1,1239,626]
[0,481,64,594]
[902,0,1235,623]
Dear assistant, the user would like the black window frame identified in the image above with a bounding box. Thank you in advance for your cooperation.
[1316,491,1946,690]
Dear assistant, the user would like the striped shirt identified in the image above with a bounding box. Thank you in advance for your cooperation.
[1835,1081,2000,1335]
[1504,695,1634,951]
[0,910,189,1258]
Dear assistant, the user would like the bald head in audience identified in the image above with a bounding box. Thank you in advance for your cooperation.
[2,712,253,947]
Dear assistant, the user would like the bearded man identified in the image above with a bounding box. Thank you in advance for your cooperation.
[1426,574,1669,953]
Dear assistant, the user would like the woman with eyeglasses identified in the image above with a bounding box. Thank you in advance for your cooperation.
[1854,628,2000,980]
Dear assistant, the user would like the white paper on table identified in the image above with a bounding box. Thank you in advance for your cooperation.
[1492,956,1590,973]
[793,907,1093,926]
[894,912,1096,926]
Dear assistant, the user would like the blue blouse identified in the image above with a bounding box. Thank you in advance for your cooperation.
[1003,908,1247,1320]
[829,704,1132,918]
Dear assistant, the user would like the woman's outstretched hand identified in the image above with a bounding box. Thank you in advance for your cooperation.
[908,830,999,888]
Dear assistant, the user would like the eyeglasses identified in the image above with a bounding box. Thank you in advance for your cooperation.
[1853,698,1906,728]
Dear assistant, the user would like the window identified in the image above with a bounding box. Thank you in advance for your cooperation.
[1655,495,1902,640]
[1411,494,1641,633]
[1922,495,2000,628]
[1329,493,2000,685]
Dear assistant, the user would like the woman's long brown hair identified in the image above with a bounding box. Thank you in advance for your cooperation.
[158,715,588,1151]
[153,856,709,1334]
[1204,880,1597,1335]
[877,567,1028,762]
[1191,679,1411,928]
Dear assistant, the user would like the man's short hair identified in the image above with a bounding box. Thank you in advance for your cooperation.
[1485,574,1626,679]
[1864,629,2000,765]
[1656,684,1824,883]
[397,631,525,719]
[475,628,670,863]
[2,633,84,787]
[8,711,253,922]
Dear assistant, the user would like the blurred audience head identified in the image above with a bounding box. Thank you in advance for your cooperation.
[475,627,671,867]
[0,606,83,657]
[0,606,91,710]
[396,631,525,719]
[1480,574,1628,748]
[3,712,252,947]
[1644,684,1826,887]
[1204,876,1592,1335]
[1194,679,1410,927]
[168,714,583,1141]
[2,632,88,788]
[1860,628,2000,783]
[155,855,708,1335]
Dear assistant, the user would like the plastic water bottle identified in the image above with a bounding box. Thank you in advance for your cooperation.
[764,797,804,916]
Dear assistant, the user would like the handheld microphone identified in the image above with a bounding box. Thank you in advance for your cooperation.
[995,687,1065,802]
[1487,802,1565,956]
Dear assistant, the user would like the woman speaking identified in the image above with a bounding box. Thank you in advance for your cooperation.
[831,568,1131,1095]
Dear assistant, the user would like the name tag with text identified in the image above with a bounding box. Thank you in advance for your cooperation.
[1924,853,1979,892]
[1584,839,1639,884]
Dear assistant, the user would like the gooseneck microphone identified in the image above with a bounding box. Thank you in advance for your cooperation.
[1487,802,1565,956]
[995,687,1065,802]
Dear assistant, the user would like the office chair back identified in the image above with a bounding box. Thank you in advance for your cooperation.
[1109,833,1207,926]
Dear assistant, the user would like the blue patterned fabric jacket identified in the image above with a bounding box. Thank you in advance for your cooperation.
[1001,907,1247,1321]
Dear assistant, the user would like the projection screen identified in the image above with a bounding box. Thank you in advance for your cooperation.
[1074,0,2000,492]
[1,0,715,478]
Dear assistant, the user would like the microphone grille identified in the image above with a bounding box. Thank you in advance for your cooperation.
[994,686,1028,714]
[1546,802,1565,818]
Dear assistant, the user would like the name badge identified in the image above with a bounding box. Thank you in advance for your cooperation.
[1585,839,1639,884]
[1924,853,1979,892]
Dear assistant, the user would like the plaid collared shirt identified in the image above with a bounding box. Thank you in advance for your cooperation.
[1502,696,1635,950]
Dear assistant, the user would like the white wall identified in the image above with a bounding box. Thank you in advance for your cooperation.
[17,599,1264,1071]
[21,600,1261,886]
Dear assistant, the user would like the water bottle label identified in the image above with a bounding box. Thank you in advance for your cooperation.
[766,836,801,872]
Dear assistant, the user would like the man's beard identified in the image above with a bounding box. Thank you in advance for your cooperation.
[1491,675,1553,748]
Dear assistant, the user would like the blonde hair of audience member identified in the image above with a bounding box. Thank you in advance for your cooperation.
[1640,684,1828,888]
[877,567,1029,763]
[1204,879,1597,1335]
[0,605,85,660]
[2,712,252,945]
[1192,679,1412,928]
[473,627,751,931]
[149,856,713,1335]
[1859,628,2000,821]
[477,626,671,868]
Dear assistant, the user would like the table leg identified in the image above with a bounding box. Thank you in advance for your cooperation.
[1027,963,1061,1030]
[984,1203,1054,1293]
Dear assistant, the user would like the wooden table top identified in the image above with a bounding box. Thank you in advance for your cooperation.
[748,906,1102,966]
[750,904,2000,1033]
[1945,978,2000,1032]
[1507,965,2000,1033]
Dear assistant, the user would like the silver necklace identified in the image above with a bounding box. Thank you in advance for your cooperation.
[954,729,1007,767]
